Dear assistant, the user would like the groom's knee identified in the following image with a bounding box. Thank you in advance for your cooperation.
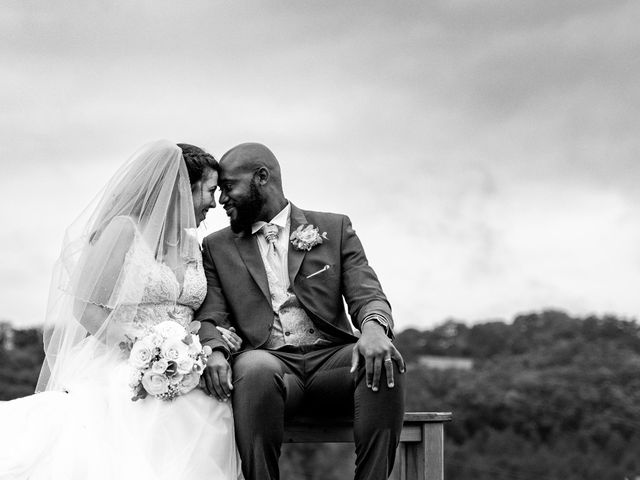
[232,350,284,396]
[355,361,405,425]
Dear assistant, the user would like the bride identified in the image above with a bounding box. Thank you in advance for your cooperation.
[0,140,243,479]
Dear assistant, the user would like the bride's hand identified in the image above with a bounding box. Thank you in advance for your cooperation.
[216,326,242,353]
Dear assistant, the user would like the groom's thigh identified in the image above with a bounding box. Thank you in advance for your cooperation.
[304,344,406,419]
[304,344,356,415]
[232,349,304,413]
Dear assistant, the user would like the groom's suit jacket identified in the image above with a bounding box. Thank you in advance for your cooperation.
[196,203,393,355]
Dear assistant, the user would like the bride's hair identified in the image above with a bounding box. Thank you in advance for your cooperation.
[177,143,219,189]
[86,143,217,246]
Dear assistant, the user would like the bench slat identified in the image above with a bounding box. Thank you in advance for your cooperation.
[283,411,451,444]
[283,424,423,443]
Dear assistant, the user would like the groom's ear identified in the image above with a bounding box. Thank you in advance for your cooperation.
[254,166,270,186]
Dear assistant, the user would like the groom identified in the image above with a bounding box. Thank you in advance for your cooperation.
[196,143,405,480]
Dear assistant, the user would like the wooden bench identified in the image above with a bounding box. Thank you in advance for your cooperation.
[284,412,452,480]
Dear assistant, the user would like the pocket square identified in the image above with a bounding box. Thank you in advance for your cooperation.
[305,264,331,279]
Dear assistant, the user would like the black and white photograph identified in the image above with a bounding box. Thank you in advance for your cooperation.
[1,2,639,479]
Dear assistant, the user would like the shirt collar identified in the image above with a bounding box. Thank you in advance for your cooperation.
[251,202,291,235]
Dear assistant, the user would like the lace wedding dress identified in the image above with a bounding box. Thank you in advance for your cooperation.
[0,234,243,480]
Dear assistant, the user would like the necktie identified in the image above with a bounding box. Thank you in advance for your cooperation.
[262,223,279,256]
[261,223,284,287]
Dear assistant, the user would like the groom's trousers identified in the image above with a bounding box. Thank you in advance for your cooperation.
[231,343,406,480]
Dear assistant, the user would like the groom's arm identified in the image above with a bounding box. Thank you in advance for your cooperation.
[337,214,405,391]
[195,237,232,358]
[197,236,236,401]
[338,215,394,336]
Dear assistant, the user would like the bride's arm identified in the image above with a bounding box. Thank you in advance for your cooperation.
[72,217,136,336]
[74,303,111,336]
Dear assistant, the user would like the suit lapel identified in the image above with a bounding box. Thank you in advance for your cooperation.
[233,232,271,303]
[288,204,308,284]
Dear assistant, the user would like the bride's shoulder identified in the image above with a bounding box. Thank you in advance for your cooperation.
[79,216,141,282]
[106,215,138,232]
[182,228,202,250]
[90,215,139,253]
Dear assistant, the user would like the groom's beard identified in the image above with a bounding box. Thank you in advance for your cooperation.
[229,181,264,234]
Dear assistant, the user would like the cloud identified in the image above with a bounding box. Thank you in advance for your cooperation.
[1,1,639,329]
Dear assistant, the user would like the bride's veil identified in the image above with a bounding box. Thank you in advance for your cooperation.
[37,140,199,392]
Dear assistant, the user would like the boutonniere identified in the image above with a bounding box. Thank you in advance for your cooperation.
[290,224,328,251]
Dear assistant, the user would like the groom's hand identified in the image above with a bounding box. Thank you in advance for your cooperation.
[203,350,233,402]
[350,322,405,392]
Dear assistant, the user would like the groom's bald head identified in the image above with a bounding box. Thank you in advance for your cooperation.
[220,143,283,191]
[218,143,288,230]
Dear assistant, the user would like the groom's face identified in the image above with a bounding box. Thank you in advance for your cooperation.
[219,168,265,233]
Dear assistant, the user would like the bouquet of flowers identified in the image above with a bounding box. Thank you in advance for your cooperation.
[121,320,212,401]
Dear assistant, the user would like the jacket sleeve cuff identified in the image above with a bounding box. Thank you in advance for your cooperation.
[199,320,231,358]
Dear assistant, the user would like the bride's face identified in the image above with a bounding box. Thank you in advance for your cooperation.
[192,167,218,226]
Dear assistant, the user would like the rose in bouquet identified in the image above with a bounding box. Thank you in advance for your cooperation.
[121,320,212,401]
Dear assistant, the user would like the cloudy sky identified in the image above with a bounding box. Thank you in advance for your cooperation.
[1,0,639,330]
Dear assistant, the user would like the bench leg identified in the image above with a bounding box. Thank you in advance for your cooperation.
[391,424,444,480]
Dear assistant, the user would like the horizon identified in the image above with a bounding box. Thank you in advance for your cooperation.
[2,307,637,332]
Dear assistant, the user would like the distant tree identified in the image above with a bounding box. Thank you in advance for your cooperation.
[0,327,44,400]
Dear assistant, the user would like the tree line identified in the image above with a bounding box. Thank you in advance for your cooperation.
[2,310,639,479]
